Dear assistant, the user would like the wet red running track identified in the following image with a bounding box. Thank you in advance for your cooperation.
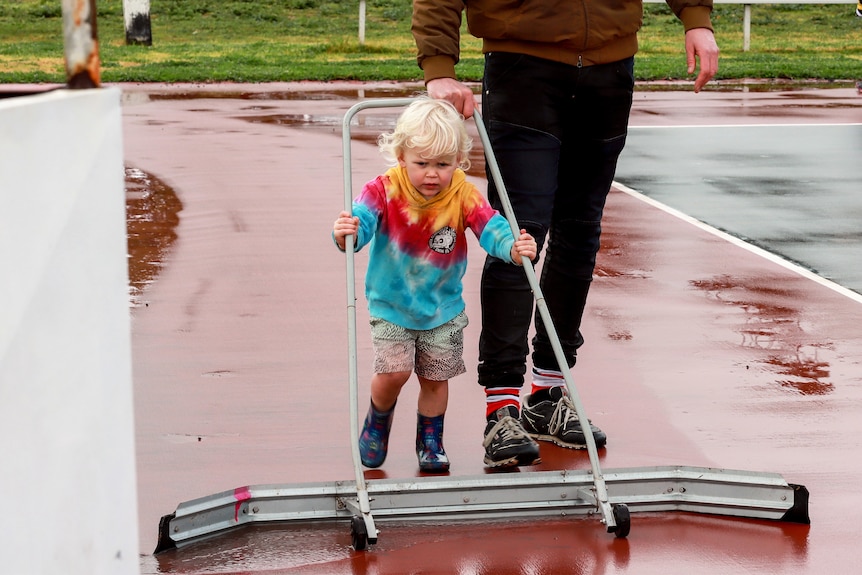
[115,82,862,574]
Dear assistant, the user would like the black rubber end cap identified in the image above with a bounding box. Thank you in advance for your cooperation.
[781,483,811,525]
[153,513,178,554]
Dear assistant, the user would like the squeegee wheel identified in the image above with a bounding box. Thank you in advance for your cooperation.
[610,504,631,538]
[350,515,369,551]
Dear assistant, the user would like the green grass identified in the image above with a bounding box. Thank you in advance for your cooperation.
[1,0,860,84]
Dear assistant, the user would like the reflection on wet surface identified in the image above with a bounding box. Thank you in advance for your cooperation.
[144,522,353,574]
[145,85,427,102]
[690,274,834,395]
[135,81,859,189]
[636,80,858,93]
[140,512,809,575]
[142,518,570,575]
[594,219,652,281]
[126,167,182,308]
[132,80,858,103]
[241,111,489,179]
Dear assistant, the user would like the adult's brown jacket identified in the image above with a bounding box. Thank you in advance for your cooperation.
[413,0,714,83]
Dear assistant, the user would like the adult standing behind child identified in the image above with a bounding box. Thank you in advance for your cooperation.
[333,97,537,472]
[411,0,720,468]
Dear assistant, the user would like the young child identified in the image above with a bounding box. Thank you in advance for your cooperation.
[333,97,537,472]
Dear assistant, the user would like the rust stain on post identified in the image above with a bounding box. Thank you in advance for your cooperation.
[62,0,101,88]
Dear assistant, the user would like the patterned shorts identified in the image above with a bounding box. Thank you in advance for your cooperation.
[370,311,468,382]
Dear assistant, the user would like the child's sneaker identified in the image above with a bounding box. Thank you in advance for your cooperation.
[359,401,395,468]
[482,406,541,468]
[416,413,450,473]
[521,387,607,449]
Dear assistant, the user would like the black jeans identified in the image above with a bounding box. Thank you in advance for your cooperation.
[478,52,634,389]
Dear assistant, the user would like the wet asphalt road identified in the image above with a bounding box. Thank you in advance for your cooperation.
[616,121,862,294]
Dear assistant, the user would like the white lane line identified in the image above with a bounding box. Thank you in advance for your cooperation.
[612,180,862,305]
[629,123,862,129]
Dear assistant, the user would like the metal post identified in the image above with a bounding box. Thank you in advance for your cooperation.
[358,0,366,45]
[62,0,100,88]
[124,0,153,46]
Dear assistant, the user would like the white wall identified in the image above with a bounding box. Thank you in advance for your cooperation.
[0,88,139,574]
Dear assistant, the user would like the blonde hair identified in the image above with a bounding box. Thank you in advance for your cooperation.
[378,97,472,171]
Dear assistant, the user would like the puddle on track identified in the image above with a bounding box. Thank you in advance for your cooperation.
[125,167,182,308]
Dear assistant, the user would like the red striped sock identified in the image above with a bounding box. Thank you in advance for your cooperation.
[485,386,521,418]
[531,367,565,397]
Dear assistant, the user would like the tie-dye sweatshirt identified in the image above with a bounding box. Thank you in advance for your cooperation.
[342,165,517,331]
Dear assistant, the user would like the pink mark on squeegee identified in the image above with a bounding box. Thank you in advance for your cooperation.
[234,486,251,522]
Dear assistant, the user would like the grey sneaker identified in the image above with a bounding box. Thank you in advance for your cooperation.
[521,389,607,449]
[482,407,541,468]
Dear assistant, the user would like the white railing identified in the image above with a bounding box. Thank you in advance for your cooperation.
[644,0,855,51]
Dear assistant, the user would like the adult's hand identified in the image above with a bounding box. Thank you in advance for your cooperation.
[427,77,477,118]
[685,27,720,93]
